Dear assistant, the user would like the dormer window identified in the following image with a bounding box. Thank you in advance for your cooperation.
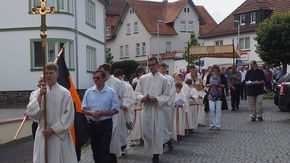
[240,14,246,26]
[251,12,256,24]
[130,9,134,14]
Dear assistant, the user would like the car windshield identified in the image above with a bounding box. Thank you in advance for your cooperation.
[278,74,290,83]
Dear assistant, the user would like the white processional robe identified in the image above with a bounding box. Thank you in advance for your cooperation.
[162,74,176,143]
[105,75,124,154]
[188,87,199,130]
[172,92,186,141]
[27,83,77,163]
[196,90,207,125]
[128,102,142,141]
[119,81,135,146]
[182,84,194,130]
[135,72,170,154]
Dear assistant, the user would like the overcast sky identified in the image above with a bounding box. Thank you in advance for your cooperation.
[150,0,246,24]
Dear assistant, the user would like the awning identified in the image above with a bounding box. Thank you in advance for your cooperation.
[189,45,240,58]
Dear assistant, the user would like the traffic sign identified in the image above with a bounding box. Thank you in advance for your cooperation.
[199,60,204,67]
[236,59,243,66]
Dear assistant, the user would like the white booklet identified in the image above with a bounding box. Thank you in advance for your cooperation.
[175,99,185,107]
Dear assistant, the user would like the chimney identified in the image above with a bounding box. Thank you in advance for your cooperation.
[163,0,168,3]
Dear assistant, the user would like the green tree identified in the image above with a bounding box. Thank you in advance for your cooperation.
[255,12,290,75]
[183,32,199,65]
[106,49,114,65]
[112,60,139,81]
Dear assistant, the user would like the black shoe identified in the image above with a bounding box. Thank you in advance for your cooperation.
[168,140,173,151]
[251,117,256,121]
[236,107,239,110]
[258,117,263,121]
[231,108,235,111]
[152,154,159,163]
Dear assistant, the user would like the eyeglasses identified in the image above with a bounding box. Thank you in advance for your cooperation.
[148,63,156,67]
[93,76,101,80]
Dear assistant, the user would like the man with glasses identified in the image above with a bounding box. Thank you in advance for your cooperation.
[82,70,119,163]
[135,57,171,163]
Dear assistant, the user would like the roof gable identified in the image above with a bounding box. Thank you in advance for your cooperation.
[201,0,290,39]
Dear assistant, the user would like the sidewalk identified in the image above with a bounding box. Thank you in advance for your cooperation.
[0,108,26,120]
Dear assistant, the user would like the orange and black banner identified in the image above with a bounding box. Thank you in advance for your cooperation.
[55,49,89,161]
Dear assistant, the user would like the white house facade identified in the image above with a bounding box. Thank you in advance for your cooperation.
[0,0,108,107]
[106,0,216,75]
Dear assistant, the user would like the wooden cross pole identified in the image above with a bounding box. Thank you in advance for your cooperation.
[31,1,55,163]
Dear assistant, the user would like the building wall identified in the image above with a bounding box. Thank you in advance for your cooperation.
[0,0,106,94]
[107,6,151,62]
[202,32,260,67]
[150,3,200,55]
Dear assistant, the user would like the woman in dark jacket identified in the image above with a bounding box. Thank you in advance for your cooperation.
[205,65,228,130]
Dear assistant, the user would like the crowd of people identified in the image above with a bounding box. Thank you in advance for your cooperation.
[26,57,283,163]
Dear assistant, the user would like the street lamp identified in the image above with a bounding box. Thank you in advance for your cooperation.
[234,20,240,50]
[32,1,55,163]
[157,20,163,62]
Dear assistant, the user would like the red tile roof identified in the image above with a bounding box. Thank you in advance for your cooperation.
[196,6,217,36]
[200,0,290,39]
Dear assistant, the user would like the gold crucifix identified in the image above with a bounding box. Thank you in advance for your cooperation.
[31,1,55,163]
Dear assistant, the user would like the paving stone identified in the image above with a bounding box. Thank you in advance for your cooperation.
[80,99,290,162]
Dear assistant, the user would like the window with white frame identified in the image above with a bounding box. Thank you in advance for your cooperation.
[240,14,246,26]
[120,46,124,58]
[127,23,131,35]
[134,21,138,34]
[239,37,250,50]
[86,45,97,73]
[166,41,171,53]
[85,0,96,28]
[142,42,146,56]
[32,0,73,14]
[106,27,111,36]
[251,12,256,24]
[214,40,223,46]
[184,8,187,13]
[125,45,129,58]
[31,39,74,70]
[180,21,186,32]
[136,43,140,57]
[187,8,190,13]
[188,21,194,32]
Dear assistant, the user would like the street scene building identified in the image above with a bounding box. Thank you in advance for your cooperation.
[201,0,290,68]
[0,0,108,106]
[1,0,290,163]
[106,0,217,74]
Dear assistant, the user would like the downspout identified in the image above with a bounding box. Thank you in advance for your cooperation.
[74,0,79,89]
[104,6,106,64]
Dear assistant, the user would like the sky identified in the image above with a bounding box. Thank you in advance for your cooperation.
[150,0,246,24]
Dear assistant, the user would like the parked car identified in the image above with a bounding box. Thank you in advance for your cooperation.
[274,73,290,112]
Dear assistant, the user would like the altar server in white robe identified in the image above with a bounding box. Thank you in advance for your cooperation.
[183,79,199,132]
[172,82,187,141]
[159,63,176,150]
[98,64,126,159]
[128,82,143,146]
[27,63,77,163]
[135,57,171,163]
[196,82,207,126]
[113,69,136,155]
